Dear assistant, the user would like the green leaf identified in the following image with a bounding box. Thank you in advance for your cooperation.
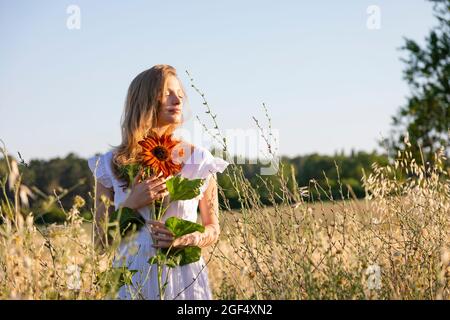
[165,216,205,237]
[147,218,206,268]
[166,246,202,266]
[147,250,166,265]
[148,256,158,265]
[166,176,204,201]
[120,268,138,286]
[164,255,180,268]
[96,266,138,295]
[117,163,141,188]
[109,207,145,237]
[160,217,205,267]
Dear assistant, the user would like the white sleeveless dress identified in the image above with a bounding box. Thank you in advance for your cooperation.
[87,145,229,300]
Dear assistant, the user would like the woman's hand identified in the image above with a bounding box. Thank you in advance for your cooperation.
[148,220,201,249]
[122,170,171,211]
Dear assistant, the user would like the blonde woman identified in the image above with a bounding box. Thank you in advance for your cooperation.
[87,64,229,300]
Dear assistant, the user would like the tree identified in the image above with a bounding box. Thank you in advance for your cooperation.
[387,0,449,162]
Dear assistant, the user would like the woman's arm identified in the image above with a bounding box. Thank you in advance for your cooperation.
[93,182,115,251]
[149,174,223,249]
[164,174,221,249]
[196,174,221,247]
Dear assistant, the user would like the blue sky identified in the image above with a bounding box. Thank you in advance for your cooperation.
[0,0,437,161]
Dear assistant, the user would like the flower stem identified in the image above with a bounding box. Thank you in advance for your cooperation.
[148,201,164,300]
[154,195,167,300]
[150,190,173,300]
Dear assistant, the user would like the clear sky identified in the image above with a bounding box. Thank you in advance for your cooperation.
[0,0,437,161]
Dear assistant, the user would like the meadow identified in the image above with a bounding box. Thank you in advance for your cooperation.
[1,132,449,299]
[1,80,449,299]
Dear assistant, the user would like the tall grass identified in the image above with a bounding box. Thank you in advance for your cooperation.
[0,82,449,299]
[189,75,449,300]
[0,141,126,299]
[204,130,450,299]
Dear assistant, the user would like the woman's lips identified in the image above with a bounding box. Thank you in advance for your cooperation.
[168,108,181,114]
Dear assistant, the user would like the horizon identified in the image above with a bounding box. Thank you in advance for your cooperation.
[0,140,386,163]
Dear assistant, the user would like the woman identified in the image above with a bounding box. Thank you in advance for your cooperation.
[87,64,229,300]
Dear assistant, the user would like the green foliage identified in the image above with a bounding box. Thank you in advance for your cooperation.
[116,163,142,188]
[148,217,205,268]
[163,217,205,266]
[96,265,138,296]
[387,0,450,162]
[0,149,390,217]
[165,176,204,201]
[167,246,202,266]
[219,151,389,206]
[34,205,66,224]
[108,207,145,237]
[165,216,205,236]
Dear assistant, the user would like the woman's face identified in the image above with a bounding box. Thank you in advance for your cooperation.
[157,75,184,127]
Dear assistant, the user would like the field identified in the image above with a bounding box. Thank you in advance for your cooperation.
[1,141,449,300]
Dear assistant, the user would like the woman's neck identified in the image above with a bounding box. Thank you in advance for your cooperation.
[151,124,172,136]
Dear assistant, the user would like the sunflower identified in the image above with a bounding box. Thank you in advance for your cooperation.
[138,133,183,178]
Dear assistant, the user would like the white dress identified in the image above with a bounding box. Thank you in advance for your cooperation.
[87,145,229,300]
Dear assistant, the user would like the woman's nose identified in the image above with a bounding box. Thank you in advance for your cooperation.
[171,94,181,105]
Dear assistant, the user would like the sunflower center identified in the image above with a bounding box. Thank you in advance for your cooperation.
[151,146,169,161]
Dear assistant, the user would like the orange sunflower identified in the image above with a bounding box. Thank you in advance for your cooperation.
[138,133,183,178]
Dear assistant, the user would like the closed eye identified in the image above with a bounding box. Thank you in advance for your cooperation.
[165,89,184,99]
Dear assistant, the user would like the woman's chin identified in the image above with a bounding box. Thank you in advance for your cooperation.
[168,115,182,124]
[161,116,182,126]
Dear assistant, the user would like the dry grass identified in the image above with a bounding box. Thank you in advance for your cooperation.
[1,83,449,299]
[203,146,450,299]
[1,141,449,299]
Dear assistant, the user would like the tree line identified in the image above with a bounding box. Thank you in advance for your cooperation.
[0,150,389,223]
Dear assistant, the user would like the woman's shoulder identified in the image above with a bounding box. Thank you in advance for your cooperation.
[182,143,229,178]
[87,150,115,189]
[182,142,214,166]
[180,140,204,165]
[87,150,114,168]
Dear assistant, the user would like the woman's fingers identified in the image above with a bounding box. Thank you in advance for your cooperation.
[172,237,184,248]
[144,177,167,192]
[151,183,167,194]
[152,241,172,249]
[146,171,164,183]
[149,188,168,202]
[148,220,167,229]
[157,190,169,199]
[148,220,174,235]
[133,168,144,185]
[146,177,169,189]
[154,190,169,200]
[148,220,166,228]
[146,172,173,186]
[149,180,166,189]
[150,229,173,248]
[152,233,174,241]
[146,176,163,185]
[149,221,180,248]
[149,228,174,237]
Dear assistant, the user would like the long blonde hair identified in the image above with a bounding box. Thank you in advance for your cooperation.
[111,64,187,179]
